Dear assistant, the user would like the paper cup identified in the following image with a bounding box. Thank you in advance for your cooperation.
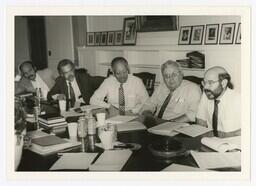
[67,122,78,141]
[96,113,106,126]
[59,100,66,111]
[99,130,114,150]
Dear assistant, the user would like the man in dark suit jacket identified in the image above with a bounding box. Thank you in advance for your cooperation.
[47,59,94,109]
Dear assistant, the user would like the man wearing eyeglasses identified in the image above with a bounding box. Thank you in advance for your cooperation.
[140,60,202,126]
[47,59,94,109]
[196,66,241,137]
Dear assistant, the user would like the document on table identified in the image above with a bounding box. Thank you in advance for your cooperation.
[117,121,146,132]
[106,115,138,124]
[148,122,190,137]
[89,149,132,171]
[190,150,241,169]
[174,125,212,137]
[60,110,84,118]
[50,153,98,170]
[162,163,213,171]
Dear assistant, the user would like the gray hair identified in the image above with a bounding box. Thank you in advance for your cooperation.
[161,60,183,75]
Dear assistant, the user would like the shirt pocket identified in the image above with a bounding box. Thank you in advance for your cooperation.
[172,98,187,115]
[127,95,136,107]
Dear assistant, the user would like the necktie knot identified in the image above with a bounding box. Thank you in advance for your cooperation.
[214,99,220,104]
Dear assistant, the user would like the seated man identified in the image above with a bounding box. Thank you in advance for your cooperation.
[15,61,56,98]
[47,59,94,109]
[140,60,202,126]
[196,66,241,137]
[90,57,149,115]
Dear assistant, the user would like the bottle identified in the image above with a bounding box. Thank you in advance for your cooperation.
[87,116,96,152]
[78,117,87,152]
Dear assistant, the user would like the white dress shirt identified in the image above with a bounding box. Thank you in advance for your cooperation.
[31,73,49,98]
[90,74,149,113]
[196,88,241,133]
[141,80,202,121]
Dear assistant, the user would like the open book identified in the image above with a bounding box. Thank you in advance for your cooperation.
[148,122,190,137]
[201,136,241,152]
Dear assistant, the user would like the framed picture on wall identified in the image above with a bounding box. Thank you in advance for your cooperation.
[190,25,204,45]
[235,23,241,44]
[100,32,107,46]
[123,17,137,45]
[95,32,101,46]
[86,32,95,46]
[219,23,236,44]
[107,31,114,46]
[178,26,192,45]
[114,30,123,45]
[205,24,219,45]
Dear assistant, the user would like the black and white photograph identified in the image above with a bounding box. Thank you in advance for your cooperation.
[5,6,252,184]
[219,23,236,44]
[178,26,192,45]
[205,24,219,44]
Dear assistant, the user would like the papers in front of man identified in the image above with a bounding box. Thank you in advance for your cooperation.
[116,121,146,132]
[201,136,241,152]
[174,124,212,137]
[50,153,98,170]
[89,149,132,171]
[190,150,241,170]
[106,115,138,124]
[28,131,81,156]
[148,122,190,137]
[162,163,213,171]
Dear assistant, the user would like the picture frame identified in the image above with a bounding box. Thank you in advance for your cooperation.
[86,32,95,46]
[235,23,241,44]
[219,23,236,44]
[190,25,204,45]
[94,32,101,46]
[114,30,123,46]
[107,31,114,46]
[100,32,107,46]
[204,24,219,45]
[178,26,192,45]
[123,17,137,45]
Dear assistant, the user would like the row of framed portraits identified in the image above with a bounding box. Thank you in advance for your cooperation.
[86,17,137,46]
[178,23,241,45]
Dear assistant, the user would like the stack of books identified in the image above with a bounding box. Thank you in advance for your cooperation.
[38,113,67,133]
[176,51,205,69]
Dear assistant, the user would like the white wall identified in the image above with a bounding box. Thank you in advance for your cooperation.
[85,15,241,92]
[15,17,30,75]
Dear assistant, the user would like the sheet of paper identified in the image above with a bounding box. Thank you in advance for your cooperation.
[89,149,132,171]
[60,110,84,118]
[174,125,212,137]
[190,151,241,169]
[223,136,241,150]
[148,122,189,137]
[106,115,138,124]
[162,163,213,171]
[117,121,146,132]
[50,153,98,170]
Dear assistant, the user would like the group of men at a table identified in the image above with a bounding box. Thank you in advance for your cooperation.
[15,57,240,138]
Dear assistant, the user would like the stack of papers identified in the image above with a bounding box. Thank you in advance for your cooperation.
[50,153,98,170]
[190,150,241,169]
[162,163,212,171]
[148,122,189,137]
[89,149,132,171]
[106,115,138,124]
[174,125,212,137]
[117,121,146,132]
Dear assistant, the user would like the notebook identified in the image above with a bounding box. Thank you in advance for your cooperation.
[89,149,132,171]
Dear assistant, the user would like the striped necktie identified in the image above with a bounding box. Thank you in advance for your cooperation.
[157,92,172,119]
[119,83,125,115]
[212,99,220,137]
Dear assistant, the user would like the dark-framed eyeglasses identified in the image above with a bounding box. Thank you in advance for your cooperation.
[201,79,220,87]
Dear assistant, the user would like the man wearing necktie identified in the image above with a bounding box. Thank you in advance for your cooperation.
[140,60,202,127]
[196,66,241,137]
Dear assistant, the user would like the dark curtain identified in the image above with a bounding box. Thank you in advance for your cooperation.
[27,16,47,70]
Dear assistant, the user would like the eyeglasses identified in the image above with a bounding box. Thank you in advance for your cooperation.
[201,79,220,87]
[163,72,180,79]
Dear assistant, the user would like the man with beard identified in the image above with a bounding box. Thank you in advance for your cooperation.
[90,57,149,116]
[15,61,56,98]
[47,59,94,109]
[196,66,241,137]
[140,60,202,126]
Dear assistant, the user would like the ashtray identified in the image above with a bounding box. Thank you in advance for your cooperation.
[148,137,187,159]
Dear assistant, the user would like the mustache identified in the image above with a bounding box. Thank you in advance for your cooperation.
[204,89,214,94]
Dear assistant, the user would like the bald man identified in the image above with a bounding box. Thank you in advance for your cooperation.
[140,60,202,126]
[196,66,241,137]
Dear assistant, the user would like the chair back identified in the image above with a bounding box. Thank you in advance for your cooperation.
[133,72,156,96]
